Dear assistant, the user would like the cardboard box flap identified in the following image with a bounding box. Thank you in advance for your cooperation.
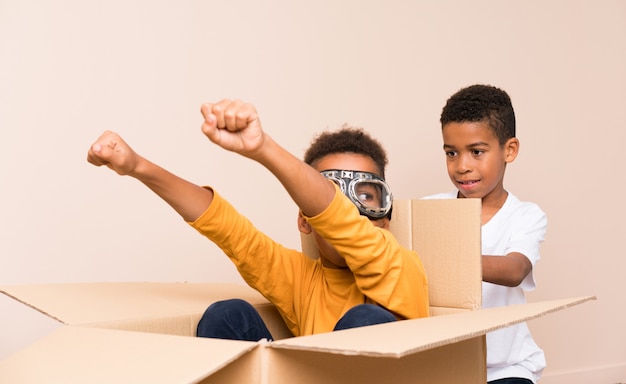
[271,295,595,357]
[0,282,268,328]
[0,295,595,384]
[0,325,261,384]
[409,199,483,311]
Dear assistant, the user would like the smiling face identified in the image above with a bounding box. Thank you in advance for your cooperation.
[442,120,519,208]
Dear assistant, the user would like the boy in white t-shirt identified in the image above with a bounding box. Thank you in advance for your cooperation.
[424,84,547,384]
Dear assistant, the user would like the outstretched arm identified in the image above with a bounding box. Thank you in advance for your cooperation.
[200,99,335,217]
[88,99,335,221]
[87,131,213,222]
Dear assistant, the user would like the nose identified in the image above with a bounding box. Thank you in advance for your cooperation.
[455,153,472,174]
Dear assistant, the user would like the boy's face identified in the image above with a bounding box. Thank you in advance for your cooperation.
[303,152,390,268]
[442,121,518,203]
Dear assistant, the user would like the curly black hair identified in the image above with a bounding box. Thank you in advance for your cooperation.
[440,84,516,146]
[303,125,388,179]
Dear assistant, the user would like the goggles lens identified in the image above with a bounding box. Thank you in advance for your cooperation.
[320,169,393,219]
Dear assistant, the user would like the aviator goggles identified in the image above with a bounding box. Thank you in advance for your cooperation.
[320,169,393,220]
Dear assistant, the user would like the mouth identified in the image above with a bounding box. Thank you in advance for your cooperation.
[456,179,479,188]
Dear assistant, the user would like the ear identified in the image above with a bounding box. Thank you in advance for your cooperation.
[297,212,312,234]
[504,137,520,163]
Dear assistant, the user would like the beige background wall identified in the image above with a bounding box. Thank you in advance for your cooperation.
[1,1,624,382]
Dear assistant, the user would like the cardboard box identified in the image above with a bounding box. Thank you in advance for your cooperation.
[0,199,595,383]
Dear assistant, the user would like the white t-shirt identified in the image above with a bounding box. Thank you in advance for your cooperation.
[423,191,547,383]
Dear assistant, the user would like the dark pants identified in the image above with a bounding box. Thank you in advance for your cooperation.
[488,379,533,384]
[196,298,396,341]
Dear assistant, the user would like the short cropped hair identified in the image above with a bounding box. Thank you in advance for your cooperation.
[440,84,516,146]
[303,125,388,179]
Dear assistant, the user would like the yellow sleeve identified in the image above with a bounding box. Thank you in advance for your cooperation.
[187,188,318,335]
[305,185,429,319]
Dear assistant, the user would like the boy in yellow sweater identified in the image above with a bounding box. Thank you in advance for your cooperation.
[87,99,428,340]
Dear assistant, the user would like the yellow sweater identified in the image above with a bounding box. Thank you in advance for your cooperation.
[189,186,429,337]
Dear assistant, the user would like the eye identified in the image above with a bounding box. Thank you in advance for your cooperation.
[357,192,374,202]
[445,150,457,158]
[472,149,484,156]
[355,184,382,207]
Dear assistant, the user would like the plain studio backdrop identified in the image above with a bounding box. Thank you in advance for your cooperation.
[0,1,624,382]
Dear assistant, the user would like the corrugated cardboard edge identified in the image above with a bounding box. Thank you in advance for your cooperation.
[0,282,264,323]
[0,286,595,384]
[270,295,596,358]
[0,282,295,340]
[0,289,67,325]
[0,325,264,384]
[0,289,201,336]
[0,284,596,359]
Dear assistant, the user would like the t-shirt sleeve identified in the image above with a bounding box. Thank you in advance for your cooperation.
[506,202,547,290]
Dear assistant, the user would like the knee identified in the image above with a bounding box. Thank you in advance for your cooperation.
[204,298,254,317]
[197,299,254,338]
[334,304,396,331]
[348,304,396,323]
[196,299,271,341]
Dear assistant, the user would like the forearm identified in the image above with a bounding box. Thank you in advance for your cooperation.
[130,156,213,222]
[252,135,335,217]
[482,253,532,287]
